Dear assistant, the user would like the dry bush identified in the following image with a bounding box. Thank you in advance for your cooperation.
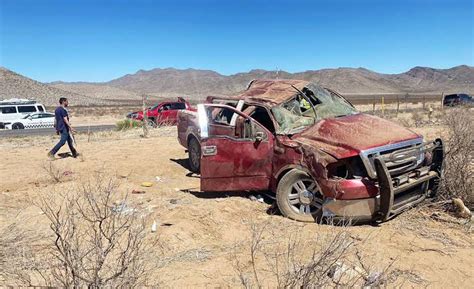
[411,110,424,127]
[0,223,46,286]
[232,220,406,288]
[34,175,154,287]
[439,108,474,205]
[42,161,66,183]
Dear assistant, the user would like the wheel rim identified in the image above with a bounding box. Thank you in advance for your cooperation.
[287,178,323,215]
[189,140,200,169]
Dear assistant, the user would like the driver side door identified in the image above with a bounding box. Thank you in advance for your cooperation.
[157,103,173,124]
[198,104,274,192]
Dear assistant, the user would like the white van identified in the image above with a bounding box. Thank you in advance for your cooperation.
[0,99,47,129]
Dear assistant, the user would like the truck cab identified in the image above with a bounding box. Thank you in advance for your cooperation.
[127,97,194,125]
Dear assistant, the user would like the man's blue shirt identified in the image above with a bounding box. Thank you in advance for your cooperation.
[55,106,69,132]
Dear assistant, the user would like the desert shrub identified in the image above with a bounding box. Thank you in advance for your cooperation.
[116,118,143,131]
[439,108,474,205]
[35,175,153,287]
[42,162,66,183]
[232,220,405,288]
[411,110,424,127]
[0,223,45,286]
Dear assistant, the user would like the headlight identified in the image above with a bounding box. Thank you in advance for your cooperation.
[327,157,367,179]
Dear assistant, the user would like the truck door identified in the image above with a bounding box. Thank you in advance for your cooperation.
[198,104,274,192]
[156,103,173,125]
[168,102,187,124]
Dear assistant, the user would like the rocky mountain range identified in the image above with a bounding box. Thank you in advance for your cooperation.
[1,65,473,106]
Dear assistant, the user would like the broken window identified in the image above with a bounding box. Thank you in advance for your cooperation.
[272,84,358,134]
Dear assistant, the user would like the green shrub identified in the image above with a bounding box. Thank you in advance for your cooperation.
[116,119,143,131]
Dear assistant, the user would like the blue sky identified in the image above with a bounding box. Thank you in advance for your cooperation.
[0,0,472,82]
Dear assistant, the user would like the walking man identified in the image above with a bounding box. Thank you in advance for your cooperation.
[48,97,78,159]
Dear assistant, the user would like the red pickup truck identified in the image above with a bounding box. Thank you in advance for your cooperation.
[127,97,194,125]
[177,79,444,223]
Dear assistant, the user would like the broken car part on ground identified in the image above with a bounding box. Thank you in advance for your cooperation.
[177,79,444,223]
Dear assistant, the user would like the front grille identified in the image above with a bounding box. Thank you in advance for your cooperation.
[360,138,425,179]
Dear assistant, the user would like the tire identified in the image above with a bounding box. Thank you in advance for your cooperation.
[12,123,24,129]
[276,169,324,222]
[188,137,201,173]
[146,118,156,128]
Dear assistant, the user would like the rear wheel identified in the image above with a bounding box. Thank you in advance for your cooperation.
[276,169,324,222]
[146,117,156,127]
[12,123,24,129]
[188,137,201,173]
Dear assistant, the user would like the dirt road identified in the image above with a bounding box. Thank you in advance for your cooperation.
[0,128,472,287]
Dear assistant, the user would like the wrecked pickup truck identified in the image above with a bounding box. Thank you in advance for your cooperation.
[177,79,444,222]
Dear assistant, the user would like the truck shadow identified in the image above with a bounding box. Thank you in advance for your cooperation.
[169,158,200,178]
[181,188,282,216]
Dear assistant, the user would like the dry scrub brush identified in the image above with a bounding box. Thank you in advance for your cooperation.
[439,108,474,205]
[42,161,65,183]
[232,220,406,288]
[34,175,154,287]
[0,223,47,286]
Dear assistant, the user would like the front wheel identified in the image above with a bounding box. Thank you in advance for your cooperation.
[276,169,324,222]
[12,123,24,129]
[188,137,201,173]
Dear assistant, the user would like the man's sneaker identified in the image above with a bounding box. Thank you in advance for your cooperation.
[47,152,55,160]
[72,152,80,158]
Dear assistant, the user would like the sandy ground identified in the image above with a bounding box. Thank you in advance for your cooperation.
[0,125,472,287]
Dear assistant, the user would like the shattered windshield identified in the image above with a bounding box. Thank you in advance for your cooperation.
[271,84,358,134]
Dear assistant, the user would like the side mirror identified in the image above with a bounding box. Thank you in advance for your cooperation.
[255,131,265,142]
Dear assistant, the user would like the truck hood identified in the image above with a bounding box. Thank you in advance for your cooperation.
[294,113,421,159]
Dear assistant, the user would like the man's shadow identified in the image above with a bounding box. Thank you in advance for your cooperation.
[57,152,74,159]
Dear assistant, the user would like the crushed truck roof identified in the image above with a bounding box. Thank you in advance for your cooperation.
[237,79,310,105]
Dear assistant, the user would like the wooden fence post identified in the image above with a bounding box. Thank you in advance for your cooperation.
[396,95,400,116]
[142,94,149,138]
[381,96,385,117]
[441,92,445,111]
[372,96,376,114]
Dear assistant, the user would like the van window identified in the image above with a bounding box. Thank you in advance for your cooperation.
[18,106,36,113]
[37,105,44,112]
[1,106,17,114]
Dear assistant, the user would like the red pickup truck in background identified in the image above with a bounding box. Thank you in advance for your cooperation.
[127,97,195,125]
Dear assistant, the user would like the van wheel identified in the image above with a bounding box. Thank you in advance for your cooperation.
[276,169,324,222]
[12,123,24,129]
[188,137,201,173]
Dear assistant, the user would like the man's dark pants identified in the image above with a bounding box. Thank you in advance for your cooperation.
[50,129,77,156]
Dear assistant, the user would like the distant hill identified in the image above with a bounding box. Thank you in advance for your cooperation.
[50,82,143,101]
[0,67,103,106]
[1,65,473,106]
[103,65,474,98]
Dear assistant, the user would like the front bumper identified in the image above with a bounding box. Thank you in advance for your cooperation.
[322,139,444,222]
